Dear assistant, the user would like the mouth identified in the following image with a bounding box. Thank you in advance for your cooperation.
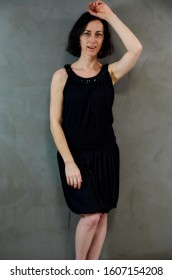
[87,46,97,50]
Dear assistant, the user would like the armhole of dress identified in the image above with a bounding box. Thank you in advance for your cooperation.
[105,64,115,87]
[103,63,109,71]
[64,64,71,75]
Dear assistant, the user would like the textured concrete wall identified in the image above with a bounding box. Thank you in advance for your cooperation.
[0,0,172,259]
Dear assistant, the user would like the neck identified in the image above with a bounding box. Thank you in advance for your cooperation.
[76,54,100,69]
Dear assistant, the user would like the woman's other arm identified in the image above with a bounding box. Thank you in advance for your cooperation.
[50,69,82,188]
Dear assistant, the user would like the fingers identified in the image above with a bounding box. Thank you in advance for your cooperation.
[88,1,104,16]
[67,175,82,189]
[89,1,103,7]
[65,161,82,189]
[89,0,103,6]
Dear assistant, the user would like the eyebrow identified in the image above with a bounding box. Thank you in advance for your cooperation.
[84,30,104,33]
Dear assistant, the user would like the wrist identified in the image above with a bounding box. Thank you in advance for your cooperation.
[64,158,74,165]
[106,12,118,25]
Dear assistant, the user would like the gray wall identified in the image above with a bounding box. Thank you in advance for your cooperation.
[0,0,172,260]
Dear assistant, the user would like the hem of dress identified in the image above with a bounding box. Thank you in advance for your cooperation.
[68,205,117,215]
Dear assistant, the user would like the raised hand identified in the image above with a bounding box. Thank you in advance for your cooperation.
[88,1,113,20]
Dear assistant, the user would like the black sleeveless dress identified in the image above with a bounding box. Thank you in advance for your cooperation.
[57,64,119,214]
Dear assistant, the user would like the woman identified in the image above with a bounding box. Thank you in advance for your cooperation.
[50,1,142,260]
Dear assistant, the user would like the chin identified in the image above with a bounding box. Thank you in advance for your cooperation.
[87,50,100,57]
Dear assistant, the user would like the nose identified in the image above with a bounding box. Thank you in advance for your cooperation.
[89,35,96,43]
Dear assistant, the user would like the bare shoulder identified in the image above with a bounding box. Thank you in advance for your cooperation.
[51,67,68,89]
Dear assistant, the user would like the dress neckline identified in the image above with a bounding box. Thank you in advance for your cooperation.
[69,64,104,79]
[67,64,107,84]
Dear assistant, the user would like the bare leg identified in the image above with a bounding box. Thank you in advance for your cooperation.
[75,213,101,260]
[86,213,108,260]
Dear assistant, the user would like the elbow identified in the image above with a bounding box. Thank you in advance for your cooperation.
[50,121,57,134]
[50,122,54,136]
[131,43,143,61]
[130,43,143,60]
[136,42,143,56]
[50,120,60,135]
[50,122,54,134]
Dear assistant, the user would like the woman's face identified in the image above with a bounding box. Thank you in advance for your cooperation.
[80,20,104,57]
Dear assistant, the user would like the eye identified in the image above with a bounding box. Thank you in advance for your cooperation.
[83,31,90,36]
[96,33,103,37]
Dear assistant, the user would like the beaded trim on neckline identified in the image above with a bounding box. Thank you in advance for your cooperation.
[65,64,107,84]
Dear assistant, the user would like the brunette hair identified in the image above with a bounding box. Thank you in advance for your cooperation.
[66,12,114,58]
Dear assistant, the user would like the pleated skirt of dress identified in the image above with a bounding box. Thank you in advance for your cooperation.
[57,144,120,214]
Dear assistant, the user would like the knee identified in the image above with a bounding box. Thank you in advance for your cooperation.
[83,214,101,230]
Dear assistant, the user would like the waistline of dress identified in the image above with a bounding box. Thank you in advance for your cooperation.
[69,142,118,154]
